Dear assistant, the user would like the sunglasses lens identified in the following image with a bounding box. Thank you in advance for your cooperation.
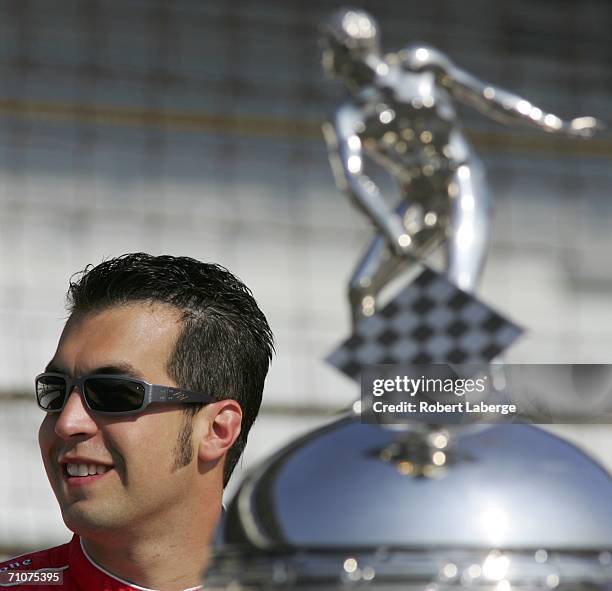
[84,378,146,413]
[36,375,68,410]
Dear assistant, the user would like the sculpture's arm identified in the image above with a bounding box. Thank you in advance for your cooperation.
[322,102,411,255]
[400,44,603,137]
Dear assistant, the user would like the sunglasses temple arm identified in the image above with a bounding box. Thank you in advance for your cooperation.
[151,385,216,404]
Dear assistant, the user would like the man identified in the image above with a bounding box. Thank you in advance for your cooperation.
[0,253,274,591]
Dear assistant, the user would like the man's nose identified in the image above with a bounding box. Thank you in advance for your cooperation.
[54,388,98,439]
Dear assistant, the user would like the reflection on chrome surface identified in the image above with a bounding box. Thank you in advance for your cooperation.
[207,416,612,589]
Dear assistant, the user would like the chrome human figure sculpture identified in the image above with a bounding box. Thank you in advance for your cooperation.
[321,8,602,326]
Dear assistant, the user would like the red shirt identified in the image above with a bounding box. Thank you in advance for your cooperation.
[0,535,202,591]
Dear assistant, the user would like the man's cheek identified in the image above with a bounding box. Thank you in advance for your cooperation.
[38,415,54,455]
[38,417,58,481]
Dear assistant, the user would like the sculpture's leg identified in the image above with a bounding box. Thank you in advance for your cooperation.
[445,157,491,292]
[348,233,408,327]
[348,197,450,327]
[347,199,426,327]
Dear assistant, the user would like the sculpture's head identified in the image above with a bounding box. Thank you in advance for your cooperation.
[319,8,381,89]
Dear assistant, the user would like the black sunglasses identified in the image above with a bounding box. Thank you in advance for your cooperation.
[35,372,216,416]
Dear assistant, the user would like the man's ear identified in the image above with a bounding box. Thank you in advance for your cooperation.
[197,400,242,463]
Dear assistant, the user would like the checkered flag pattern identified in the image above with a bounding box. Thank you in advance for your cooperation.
[328,268,524,381]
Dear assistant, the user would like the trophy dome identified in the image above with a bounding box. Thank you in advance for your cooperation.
[207,416,612,589]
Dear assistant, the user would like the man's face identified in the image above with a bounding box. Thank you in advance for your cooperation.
[38,303,199,536]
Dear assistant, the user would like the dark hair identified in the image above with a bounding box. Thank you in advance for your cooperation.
[66,253,274,486]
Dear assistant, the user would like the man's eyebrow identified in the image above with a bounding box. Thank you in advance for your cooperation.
[45,361,64,373]
[43,362,142,379]
[91,364,143,378]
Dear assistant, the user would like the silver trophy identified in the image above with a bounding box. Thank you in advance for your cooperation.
[204,8,611,591]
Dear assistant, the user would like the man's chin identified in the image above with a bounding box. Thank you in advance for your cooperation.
[60,500,121,535]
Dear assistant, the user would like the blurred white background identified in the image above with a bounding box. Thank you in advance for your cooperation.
[0,0,611,554]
